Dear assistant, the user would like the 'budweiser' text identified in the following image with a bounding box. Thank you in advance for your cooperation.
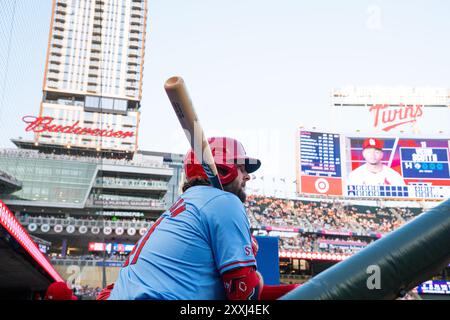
[22,116,134,139]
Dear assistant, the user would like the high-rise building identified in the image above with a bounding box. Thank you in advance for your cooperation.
[32,0,148,153]
[0,0,184,290]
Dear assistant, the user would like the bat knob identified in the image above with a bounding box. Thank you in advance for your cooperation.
[165,76,183,89]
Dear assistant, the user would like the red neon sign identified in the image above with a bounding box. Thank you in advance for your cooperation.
[279,251,352,261]
[369,104,423,132]
[22,116,134,139]
[0,200,64,282]
[88,242,106,252]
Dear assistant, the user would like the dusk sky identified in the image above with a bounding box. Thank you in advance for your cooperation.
[0,0,449,196]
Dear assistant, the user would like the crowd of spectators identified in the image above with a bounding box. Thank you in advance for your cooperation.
[398,291,421,300]
[69,214,153,223]
[17,213,155,223]
[89,193,165,208]
[0,148,168,169]
[245,195,423,235]
[72,285,102,300]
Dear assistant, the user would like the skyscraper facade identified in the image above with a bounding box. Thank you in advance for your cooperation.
[34,0,148,152]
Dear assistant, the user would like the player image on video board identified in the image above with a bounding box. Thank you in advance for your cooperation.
[346,137,450,199]
[347,138,406,186]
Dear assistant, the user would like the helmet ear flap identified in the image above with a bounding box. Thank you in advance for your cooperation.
[216,164,238,185]
[184,136,260,184]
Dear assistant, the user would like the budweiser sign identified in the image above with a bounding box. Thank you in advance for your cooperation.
[369,104,423,132]
[22,116,134,139]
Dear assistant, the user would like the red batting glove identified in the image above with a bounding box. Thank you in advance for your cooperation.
[96,283,115,300]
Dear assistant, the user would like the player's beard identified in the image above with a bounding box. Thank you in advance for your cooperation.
[224,179,247,203]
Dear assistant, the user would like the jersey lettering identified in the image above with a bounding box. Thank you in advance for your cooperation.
[127,198,186,266]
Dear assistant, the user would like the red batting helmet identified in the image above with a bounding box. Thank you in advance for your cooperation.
[362,138,384,150]
[184,137,261,185]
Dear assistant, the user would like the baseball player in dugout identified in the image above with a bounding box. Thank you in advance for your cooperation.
[347,138,406,186]
[97,137,298,300]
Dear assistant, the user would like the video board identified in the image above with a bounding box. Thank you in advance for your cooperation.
[297,129,450,200]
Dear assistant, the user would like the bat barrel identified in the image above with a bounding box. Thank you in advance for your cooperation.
[280,198,450,300]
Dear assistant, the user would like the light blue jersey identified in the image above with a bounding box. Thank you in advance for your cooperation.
[108,186,256,300]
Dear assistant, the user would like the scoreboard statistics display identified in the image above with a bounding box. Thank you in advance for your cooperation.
[297,129,450,200]
[300,131,341,177]
[298,131,343,196]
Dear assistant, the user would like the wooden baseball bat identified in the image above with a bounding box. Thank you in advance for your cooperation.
[164,76,223,190]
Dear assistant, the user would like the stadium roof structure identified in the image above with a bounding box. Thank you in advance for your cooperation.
[0,170,22,194]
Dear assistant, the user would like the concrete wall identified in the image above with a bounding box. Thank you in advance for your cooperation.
[54,265,120,289]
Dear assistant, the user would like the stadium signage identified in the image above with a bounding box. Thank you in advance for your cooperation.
[318,239,367,247]
[279,251,351,261]
[369,104,423,132]
[266,226,298,233]
[88,242,135,253]
[93,199,161,208]
[96,261,123,267]
[0,200,64,282]
[95,211,144,218]
[417,280,450,295]
[320,230,352,236]
[22,116,134,139]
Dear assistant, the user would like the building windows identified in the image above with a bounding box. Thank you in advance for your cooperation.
[85,96,100,109]
[114,99,127,112]
[100,97,114,110]
[84,95,128,114]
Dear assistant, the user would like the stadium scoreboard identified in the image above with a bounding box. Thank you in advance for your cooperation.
[297,129,450,200]
[300,131,341,177]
